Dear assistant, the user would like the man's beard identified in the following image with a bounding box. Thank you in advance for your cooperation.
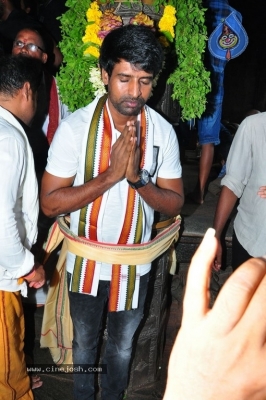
[110,96,146,116]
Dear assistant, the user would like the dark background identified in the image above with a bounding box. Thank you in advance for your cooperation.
[222,0,266,123]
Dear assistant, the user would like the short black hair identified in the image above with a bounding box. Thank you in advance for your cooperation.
[0,54,43,97]
[99,24,164,77]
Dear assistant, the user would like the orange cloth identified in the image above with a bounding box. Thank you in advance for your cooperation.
[0,291,33,400]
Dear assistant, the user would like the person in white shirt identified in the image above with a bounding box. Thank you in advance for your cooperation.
[12,27,71,306]
[0,54,45,399]
[41,25,184,400]
[213,112,266,271]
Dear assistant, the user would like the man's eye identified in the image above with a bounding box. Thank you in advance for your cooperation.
[140,80,151,85]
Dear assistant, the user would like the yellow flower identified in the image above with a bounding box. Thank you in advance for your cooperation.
[159,5,177,39]
[82,23,102,45]
[86,1,102,24]
[84,45,100,58]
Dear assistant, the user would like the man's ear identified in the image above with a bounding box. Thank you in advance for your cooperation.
[41,52,48,64]
[22,81,31,101]
[101,69,109,85]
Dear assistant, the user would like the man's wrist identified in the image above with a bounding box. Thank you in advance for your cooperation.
[127,169,150,189]
[213,228,222,239]
[126,174,139,184]
[18,265,37,284]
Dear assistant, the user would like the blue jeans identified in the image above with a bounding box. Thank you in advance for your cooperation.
[68,273,149,400]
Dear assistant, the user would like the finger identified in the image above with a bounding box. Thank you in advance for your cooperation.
[238,257,266,343]
[29,279,45,288]
[210,257,266,336]
[182,228,218,327]
[121,121,136,138]
[258,187,266,198]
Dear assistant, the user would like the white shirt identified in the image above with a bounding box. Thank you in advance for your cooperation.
[0,107,38,294]
[222,112,266,257]
[46,97,182,279]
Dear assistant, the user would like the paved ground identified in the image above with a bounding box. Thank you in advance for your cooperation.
[30,153,234,400]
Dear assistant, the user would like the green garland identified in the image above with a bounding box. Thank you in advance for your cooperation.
[168,0,211,120]
[56,0,96,111]
[57,0,211,119]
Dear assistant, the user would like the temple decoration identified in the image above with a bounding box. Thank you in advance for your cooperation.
[57,0,211,120]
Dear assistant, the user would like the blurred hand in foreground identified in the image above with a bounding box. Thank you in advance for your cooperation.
[164,228,266,400]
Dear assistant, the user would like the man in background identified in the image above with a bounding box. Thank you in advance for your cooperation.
[0,55,45,399]
[12,27,70,182]
[191,0,248,204]
[12,29,70,373]
[213,112,266,270]
[0,0,63,70]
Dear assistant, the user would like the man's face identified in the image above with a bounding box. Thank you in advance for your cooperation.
[12,29,48,64]
[102,59,153,117]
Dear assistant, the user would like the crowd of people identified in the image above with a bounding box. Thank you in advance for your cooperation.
[0,2,266,400]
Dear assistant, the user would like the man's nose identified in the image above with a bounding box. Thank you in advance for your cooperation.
[129,80,141,98]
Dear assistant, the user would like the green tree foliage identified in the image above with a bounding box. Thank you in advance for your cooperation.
[168,0,211,120]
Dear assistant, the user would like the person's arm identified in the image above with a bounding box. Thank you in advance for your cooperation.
[213,185,238,269]
[41,121,137,217]
[132,178,184,217]
[0,136,44,283]
[163,228,266,400]
[213,185,238,238]
[213,119,253,269]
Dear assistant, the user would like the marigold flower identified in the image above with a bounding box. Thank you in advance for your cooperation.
[84,45,100,58]
[86,1,102,24]
[82,24,102,45]
[159,5,177,39]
